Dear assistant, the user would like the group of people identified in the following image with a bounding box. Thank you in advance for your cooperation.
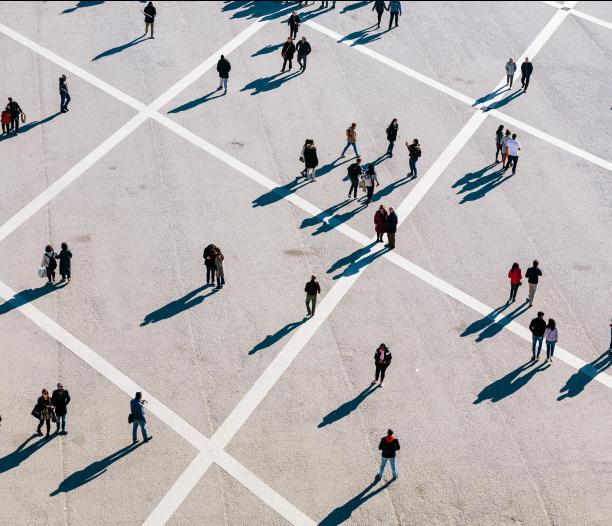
[40,243,73,284]
[203,244,226,289]
[374,204,398,248]
[1,97,24,135]
[372,1,403,30]
[32,384,70,438]
[281,35,312,73]
[505,57,534,92]
[495,125,521,174]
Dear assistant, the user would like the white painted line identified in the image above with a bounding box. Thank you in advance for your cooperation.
[541,1,612,31]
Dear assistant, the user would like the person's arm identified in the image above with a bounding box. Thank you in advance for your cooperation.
[399,2,402,15]
[316,283,321,294]
[508,270,512,279]
[65,391,71,405]
[529,320,535,333]
[395,439,400,451]
[304,283,308,293]
[378,438,384,450]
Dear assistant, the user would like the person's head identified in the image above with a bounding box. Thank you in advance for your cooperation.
[8,97,12,102]
[524,57,529,62]
[391,118,398,125]
[379,204,386,211]
[537,311,544,319]
[61,242,68,250]
[387,429,393,437]
[45,244,53,252]
[148,1,153,6]
[351,122,356,128]
[505,129,511,136]
[42,389,49,398]
[310,274,316,282]
[532,259,538,267]
[511,262,519,270]
[220,54,225,60]
[57,383,64,391]
[301,36,306,42]
[547,318,556,330]
[356,157,362,164]
[508,58,514,63]
[135,391,142,400]
[388,207,394,214]
[413,138,419,145]
[378,343,387,351]
[512,133,517,139]
[292,10,297,15]
[286,36,293,43]
[60,74,66,81]
[497,124,504,133]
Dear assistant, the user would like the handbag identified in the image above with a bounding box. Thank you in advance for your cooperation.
[37,266,46,278]
[50,410,57,423]
[299,156,304,163]
[31,406,41,420]
[128,413,134,424]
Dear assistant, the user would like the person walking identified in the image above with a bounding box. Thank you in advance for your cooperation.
[299,139,311,179]
[373,0,387,29]
[130,392,152,444]
[341,122,359,158]
[41,245,58,284]
[56,242,72,283]
[304,275,321,317]
[495,125,504,163]
[507,262,522,303]
[203,244,217,286]
[35,389,55,438]
[529,311,546,361]
[7,97,23,134]
[406,138,421,177]
[296,36,311,72]
[503,133,521,175]
[59,74,70,113]
[216,55,231,94]
[51,383,70,435]
[347,157,362,198]
[521,57,533,92]
[214,247,225,289]
[362,164,379,204]
[281,37,296,72]
[303,139,318,181]
[375,429,400,481]
[544,319,558,363]
[500,128,511,166]
[525,259,542,306]
[505,58,516,88]
[143,2,156,38]
[2,105,11,135]
[288,11,301,39]
[386,118,398,157]
[374,204,387,242]
[385,207,398,249]
[387,0,402,29]
[372,343,392,387]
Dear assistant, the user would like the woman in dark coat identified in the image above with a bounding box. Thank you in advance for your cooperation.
[56,242,72,283]
[371,343,392,387]
[35,388,54,438]
[281,37,296,72]
[374,204,387,242]
[303,140,318,181]
[203,244,217,286]
[386,118,398,157]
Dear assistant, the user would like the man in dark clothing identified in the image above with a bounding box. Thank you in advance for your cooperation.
[529,311,547,361]
[525,259,542,306]
[296,37,311,72]
[347,157,362,199]
[385,207,398,249]
[281,37,296,72]
[7,97,22,134]
[59,74,70,113]
[304,275,321,316]
[521,57,533,92]
[375,429,400,481]
[130,392,152,444]
[373,1,387,29]
[288,11,301,40]
[143,2,156,38]
[51,383,70,434]
[388,0,402,29]
[216,55,231,93]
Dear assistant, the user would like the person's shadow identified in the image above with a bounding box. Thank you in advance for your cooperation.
[0,434,57,474]
[140,286,217,325]
[474,361,548,404]
[50,443,142,495]
[249,319,306,354]
[316,156,350,178]
[252,178,311,207]
[558,350,612,400]
[484,89,524,111]
[461,300,530,342]
[241,71,301,95]
[318,385,377,427]
[372,174,415,202]
[0,282,67,317]
[167,89,226,114]
[92,34,150,61]
[251,43,284,57]
[0,113,62,142]
[61,1,104,14]
[453,162,514,203]
[319,479,395,525]
[328,243,389,280]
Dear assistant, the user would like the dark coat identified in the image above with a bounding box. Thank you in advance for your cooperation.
[217,57,231,79]
[57,249,72,275]
[36,396,54,420]
[386,122,398,142]
[385,212,398,234]
[347,162,362,181]
[282,42,296,59]
[288,14,301,28]
[144,3,156,22]
[7,100,21,116]
[521,62,533,76]
[379,436,400,458]
[304,145,318,168]
[373,1,387,13]
[59,79,69,95]
[296,40,311,56]
[374,210,387,234]
[374,347,392,365]
[51,389,70,416]
[203,244,217,268]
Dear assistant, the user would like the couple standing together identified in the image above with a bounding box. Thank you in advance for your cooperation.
[203,244,226,289]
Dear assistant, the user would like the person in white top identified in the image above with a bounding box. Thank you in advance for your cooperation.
[544,318,558,363]
[500,129,511,166]
[505,58,517,89]
[504,133,521,174]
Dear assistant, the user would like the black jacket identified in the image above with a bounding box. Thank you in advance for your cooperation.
[296,40,311,56]
[529,317,546,337]
[304,280,320,295]
[51,389,71,416]
[7,100,21,116]
[144,3,156,22]
[347,162,362,181]
[203,245,217,267]
[525,266,542,284]
[217,57,231,79]
[386,123,398,142]
[57,249,72,274]
[288,14,301,28]
[282,42,296,59]
[379,437,400,458]
[521,62,533,76]
[373,1,387,13]
[385,212,398,234]
[59,79,69,95]
[374,348,392,366]
[304,146,318,168]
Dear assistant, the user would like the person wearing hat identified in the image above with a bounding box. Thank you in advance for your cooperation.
[51,383,71,434]
[59,74,70,113]
[375,429,400,481]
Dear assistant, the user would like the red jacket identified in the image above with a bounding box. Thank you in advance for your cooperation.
[508,267,522,284]
[1,111,10,125]
[374,210,387,233]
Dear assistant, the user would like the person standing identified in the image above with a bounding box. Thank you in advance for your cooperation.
[281,37,296,72]
[525,259,542,306]
[130,392,152,444]
[406,138,421,177]
[51,383,70,434]
[385,207,398,249]
[387,1,402,29]
[341,122,359,158]
[296,36,311,72]
[57,242,72,283]
[544,319,558,363]
[504,133,521,175]
[143,2,156,39]
[203,244,217,286]
[375,429,400,481]
[521,57,533,92]
[35,389,54,439]
[505,58,516,88]
[347,157,362,199]
[1,106,10,135]
[374,205,387,242]
[7,97,22,134]
[500,128,511,166]
[372,343,392,387]
[386,118,398,157]
[529,311,546,361]
[41,244,58,284]
[304,275,321,317]
[495,125,504,163]
[507,262,522,303]
[288,11,301,39]
[214,247,225,289]
[216,55,231,94]
[59,74,70,113]
[373,0,387,29]
[362,164,379,204]
[303,139,318,181]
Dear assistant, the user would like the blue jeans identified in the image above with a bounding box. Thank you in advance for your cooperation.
[531,335,543,358]
[546,341,556,360]
[56,414,67,431]
[409,157,418,176]
[341,141,359,157]
[132,419,148,441]
[378,457,397,477]
[218,77,228,91]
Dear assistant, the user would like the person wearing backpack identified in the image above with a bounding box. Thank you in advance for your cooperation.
[41,244,58,284]
[406,138,421,177]
[216,55,231,94]
[386,118,398,157]
[347,157,362,199]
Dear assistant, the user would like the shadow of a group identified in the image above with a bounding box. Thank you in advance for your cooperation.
[452,162,514,203]
[140,285,218,325]
[0,282,67,317]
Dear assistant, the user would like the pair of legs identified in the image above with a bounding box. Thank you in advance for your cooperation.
[281,57,293,71]
[216,271,225,288]
[132,419,149,443]
[495,142,502,162]
[374,362,388,384]
[306,294,317,316]
[387,140,395,156]
[290,26,298,39]
[206,265,216,285]
[377,457,397,478]
[305,167,316,181]
[506,74,514,88]
[348,178,359,198]
[46,268,56,283]
[341,141,359,157]
[60,271,71,283]
[528,283,537,305]
[531,335,543,360]
[546,341,556,361]
[365,185,375,202]
[505,155,518,174]
[145,21,155,38]
[60,92,71,112]
[509,282,520,302]
[408,157,418,176]
[56,414,67,433]
[11,114,19,133]
[388,12,399,29]
[521,74,530,91]
[2,123,10,134]
[386,232,395,249]
[218,77,228,92]
[376,231,384,242]
[297,54,307,71]
[37,418,51,437]
[376,10,384,28]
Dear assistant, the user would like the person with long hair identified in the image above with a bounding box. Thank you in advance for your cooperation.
[386,118,398,157]
[507,262,522,303]
[495,124,504,163]
[374,204,387,242]
[214,247,225,289]
[35,389,54,438]
[372,343,392,387]
[544,318,558,363]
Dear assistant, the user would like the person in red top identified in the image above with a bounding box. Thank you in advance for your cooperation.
[374,204,387,243]
[1,106,10,135]
[507,262,522,303]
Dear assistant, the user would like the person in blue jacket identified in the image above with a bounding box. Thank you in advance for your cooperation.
[388,1,402,29]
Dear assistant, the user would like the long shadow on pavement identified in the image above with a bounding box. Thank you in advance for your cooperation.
[0,434,57,474]
[92,34,150,61]
[372,174,415,202]
[453,162,515,203]
[167,89,226,113]
[318,385,377,427]
[474,361,549,404]
[62,1,104,14]
[241,71,301,95]
[558,350,612,400]
[222,1,296,21]
[249,319,307,355]
[339,0,370,13]
[317,156,350,178]
[472,85,507,107]
[140,286,217,325]
[0,113,62,143]
[252,178,311,207]
[328,243,388,280]
[0,282,67,317]
[484,89,524,111]
[301,198,368,236]
[461,300,531,342]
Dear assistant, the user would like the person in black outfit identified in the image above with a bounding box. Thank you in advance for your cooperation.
[35,389,55,438]
[51,383,70,434]
[525,259,542,306]
[143,1,156,38]
[529,311,546,361]
[304,275,321,316]
[56,242,72,283]
[521,57,533,92]
[372,1,388,29]
[59,75,70,113]
[385,207,398,249]
[375,429,400,481]
[347,158,362,199]
[288,11,301,39]
[296,37,311,72]
[281,37,296,72]
[386,118,398,157]
[7,97,22,134]
[216,55,231,93]
[372,343,392,387]
[203,244,217,286]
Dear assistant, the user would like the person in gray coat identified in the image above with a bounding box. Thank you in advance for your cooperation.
[505,58,516,89]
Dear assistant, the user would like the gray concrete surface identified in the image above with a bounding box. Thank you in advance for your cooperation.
[0,1,611,525]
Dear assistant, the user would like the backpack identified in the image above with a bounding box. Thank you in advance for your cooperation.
[47,253,57,271]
